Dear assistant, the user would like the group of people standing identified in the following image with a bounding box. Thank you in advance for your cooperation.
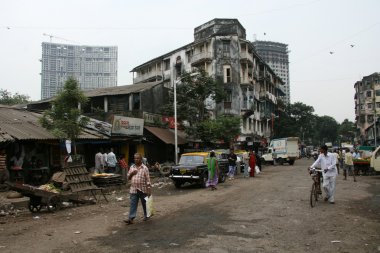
[94,148,118,174]
[205,149,261,191]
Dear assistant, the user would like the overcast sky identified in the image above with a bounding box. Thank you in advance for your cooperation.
[1,0,379,123]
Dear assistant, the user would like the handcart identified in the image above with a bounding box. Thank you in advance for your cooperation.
[6,163,108,213]
[6,182,90,213]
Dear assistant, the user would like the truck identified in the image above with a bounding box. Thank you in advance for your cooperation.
[369,146,380,174]
[261,137,299,165]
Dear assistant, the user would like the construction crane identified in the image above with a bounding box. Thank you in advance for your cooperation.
[42,33,80,44]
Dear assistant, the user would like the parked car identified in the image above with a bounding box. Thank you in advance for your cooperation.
[169,152,229,188]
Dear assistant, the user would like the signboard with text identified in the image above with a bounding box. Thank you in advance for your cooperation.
[112,116,144,136]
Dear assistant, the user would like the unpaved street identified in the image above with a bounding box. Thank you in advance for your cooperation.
[1,158,379,253]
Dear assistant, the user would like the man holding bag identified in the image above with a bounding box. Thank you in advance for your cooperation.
[125,153,152,225]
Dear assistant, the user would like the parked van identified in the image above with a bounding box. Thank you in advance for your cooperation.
[261,137,299,165]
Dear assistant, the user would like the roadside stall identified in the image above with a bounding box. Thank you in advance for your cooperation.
[353,146,376,175]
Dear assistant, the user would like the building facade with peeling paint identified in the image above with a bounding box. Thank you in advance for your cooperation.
[131,18,285,149]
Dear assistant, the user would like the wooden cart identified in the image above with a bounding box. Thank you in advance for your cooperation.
[7,182,78,213]
[7,164,108,213]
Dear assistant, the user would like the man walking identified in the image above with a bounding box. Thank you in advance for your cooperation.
[94,149,104,173]
[227,149,237,180]
[309,145,338,204]
[125,153,151,225]
[344,148,357,182]
[106,148,117,173]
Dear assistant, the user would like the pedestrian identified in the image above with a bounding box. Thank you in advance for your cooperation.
[333,149,340,174]
[249,150,256,177]
[343,148,357,182]
[242,150,250,178]
[309,145,338,204]
[124,153,152,225]
[338,148,344,173]
[103,149,108,171]
[206,151,219,190]
[227,148,237,180]
[94,149,104,173]
[106,148,117,173]
[255,151,262,172]
[118,155,129,181]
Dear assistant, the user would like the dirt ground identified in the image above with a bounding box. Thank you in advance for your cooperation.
[0,158,379,253]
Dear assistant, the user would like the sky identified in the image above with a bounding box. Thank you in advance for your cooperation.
[1,0,379,124]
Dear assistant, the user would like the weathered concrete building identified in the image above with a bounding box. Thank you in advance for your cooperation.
[355,72,380,145]
[131,18,284,148]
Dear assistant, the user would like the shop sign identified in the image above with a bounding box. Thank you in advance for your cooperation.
[112,116,144,136]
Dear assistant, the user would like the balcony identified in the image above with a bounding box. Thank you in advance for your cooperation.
[191,52,212,66]
[239,51,253,64]
[240,76,253,84]
[133,69,162,83]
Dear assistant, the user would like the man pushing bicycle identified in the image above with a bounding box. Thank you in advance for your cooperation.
[308,145,338,204]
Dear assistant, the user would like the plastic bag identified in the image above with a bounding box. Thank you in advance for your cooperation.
[144,195,154,217]
[255,166,260,174]
[248,166,251,173]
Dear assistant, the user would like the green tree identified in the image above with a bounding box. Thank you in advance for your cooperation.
[161,69,225,126]
[39,77,89,154]
[0,89,30,105]
[337,119,356,144]
[274,102,316,144]
[314,115,339,145]
[195,115,241,146]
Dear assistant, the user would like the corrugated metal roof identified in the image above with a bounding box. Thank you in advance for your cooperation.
[83,81,162,98]
[28,81,163,106]
[145,126,187,145]
[0,106,108,142]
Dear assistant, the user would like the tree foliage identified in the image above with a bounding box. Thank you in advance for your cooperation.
[0,89,30,105]
[161,68,225,125]
[39,78,89,147]
[274,102,316,142]
[195,115,241,146]
[273,101,347,146]
[337,119,356,143]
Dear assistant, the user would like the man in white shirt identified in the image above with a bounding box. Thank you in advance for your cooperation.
[106,148,117,173]
[309,145,338,204]
[94,150,104,173]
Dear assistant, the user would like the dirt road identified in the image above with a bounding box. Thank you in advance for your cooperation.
[0,158,379,253]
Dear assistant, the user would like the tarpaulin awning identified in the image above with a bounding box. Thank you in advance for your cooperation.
[145,126,187,145]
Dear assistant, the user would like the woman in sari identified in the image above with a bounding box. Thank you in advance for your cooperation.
[206,151,219,190]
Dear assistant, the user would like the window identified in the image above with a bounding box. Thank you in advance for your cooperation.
[224,90,232,109]
[223,65,231,83]
[132,93,140,110]
[368,103,373,109]
[222,41,230,58]
[366,90,372,97]
[376,90,380,96]
[164,59,170,70]
[376,102,380,108]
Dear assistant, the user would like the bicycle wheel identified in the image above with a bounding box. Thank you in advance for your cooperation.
[310,183,317,207]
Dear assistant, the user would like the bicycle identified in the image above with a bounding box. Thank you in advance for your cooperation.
[309,168,323,207]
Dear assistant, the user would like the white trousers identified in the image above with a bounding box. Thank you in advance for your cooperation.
[323,174,336,202]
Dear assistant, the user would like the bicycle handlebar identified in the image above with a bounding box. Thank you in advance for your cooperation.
[309,168,323,172]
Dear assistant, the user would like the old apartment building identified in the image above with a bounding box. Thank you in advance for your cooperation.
[355,72,380,145]
[131,18,284,147]
[253,40,290,105]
